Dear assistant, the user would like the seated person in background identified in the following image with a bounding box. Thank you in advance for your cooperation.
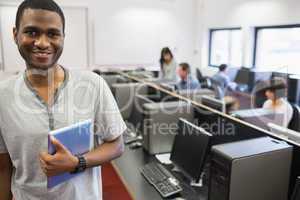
[262,78,293,127]
[159,47,177,81]
[212,64,237,91]
[176,63,200,91]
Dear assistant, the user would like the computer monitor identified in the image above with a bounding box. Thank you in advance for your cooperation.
[159,82,177,92]
[291,177,300,200]
[170,118,212,185]
[201,95,226,113]
[254,71,272,82]
[234,68,250,84]
[268,123,300,143]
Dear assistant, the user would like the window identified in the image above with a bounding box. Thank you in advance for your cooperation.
[254,25,300,74]
[208,28,242,67]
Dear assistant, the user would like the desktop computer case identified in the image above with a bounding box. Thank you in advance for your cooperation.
[209,137,292,200]
[142,101,194,155]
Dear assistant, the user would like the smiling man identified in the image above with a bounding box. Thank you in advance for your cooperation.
[0,0,126,200]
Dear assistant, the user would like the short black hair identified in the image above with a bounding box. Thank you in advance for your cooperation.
[219,64,227,72]
[179,63,191,73]
[15,0,65,33]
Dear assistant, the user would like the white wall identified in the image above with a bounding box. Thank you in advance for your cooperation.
[0,0,198,72]
[196,0,300,76]
[94,0,197,69]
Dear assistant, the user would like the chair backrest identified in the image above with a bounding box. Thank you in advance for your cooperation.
[288,104,300,132]
[196,68,203,81]
[210,79,224,99]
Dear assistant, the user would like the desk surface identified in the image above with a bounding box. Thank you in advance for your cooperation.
[113,145,208,200]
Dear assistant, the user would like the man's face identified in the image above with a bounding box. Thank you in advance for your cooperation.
[177,67,188,80]
[13,8,64,70]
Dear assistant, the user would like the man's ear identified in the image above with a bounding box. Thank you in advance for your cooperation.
[13,27,18,44]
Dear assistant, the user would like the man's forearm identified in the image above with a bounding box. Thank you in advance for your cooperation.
[0,169,13,200]
[84,136,124,168]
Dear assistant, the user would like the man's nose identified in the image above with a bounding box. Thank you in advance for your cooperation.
[34,34,50,49]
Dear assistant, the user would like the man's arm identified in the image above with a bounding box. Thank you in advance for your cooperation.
[0,153,13,200]
[84,135,124,168]
[39,135,124,177]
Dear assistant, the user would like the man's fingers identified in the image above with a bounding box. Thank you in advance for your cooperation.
[50,136,68,153]
[39,152,54,165]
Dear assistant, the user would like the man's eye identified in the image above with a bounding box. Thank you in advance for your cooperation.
[48,32,60,38]
[25,31,37,37]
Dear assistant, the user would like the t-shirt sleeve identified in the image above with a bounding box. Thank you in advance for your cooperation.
[0,128,8,153]
[94,77,127,141]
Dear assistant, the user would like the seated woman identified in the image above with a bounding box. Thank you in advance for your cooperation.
[262,78,293,127]
[159,47,177,81]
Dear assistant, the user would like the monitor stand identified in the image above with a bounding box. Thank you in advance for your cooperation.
[172,166,204,187]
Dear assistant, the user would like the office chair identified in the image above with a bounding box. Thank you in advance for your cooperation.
[288,104,300,132]
[196,68,211,88]
[209,78,224,100]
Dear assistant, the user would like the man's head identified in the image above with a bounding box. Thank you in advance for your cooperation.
[219,64,228,72]
[14,0,65,70]
[177,63,190,80]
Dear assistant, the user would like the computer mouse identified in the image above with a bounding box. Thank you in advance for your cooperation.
[129,141,142,149]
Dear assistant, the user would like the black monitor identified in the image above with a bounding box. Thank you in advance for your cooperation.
[170,118,212,184]
[234,68,250,84]
[201,95,225,113]
[292,177,300,200]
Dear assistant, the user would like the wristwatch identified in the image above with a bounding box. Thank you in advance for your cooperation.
[71,155,87,174]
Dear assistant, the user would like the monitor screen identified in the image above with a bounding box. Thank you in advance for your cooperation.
[234,68,252,85]
[170,118,212,182]
[201,95,225,113]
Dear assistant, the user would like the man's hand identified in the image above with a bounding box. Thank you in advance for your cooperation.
[39,136,78,177]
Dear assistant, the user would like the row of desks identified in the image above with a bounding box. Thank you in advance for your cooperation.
[111,72,297,200]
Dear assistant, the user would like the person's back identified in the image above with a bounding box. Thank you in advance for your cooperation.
[212,64,236,91]
[212,71,229,89]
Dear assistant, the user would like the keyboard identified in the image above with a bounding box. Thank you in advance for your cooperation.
[141,162,182,198]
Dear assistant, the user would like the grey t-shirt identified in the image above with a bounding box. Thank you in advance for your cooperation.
[0,69,127,200]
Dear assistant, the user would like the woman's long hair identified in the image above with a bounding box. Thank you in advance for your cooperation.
[159,47,174,71]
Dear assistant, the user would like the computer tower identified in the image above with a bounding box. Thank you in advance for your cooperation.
[209,137,292,200]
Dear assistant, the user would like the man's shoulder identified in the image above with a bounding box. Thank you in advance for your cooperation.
[69,70,106,85]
